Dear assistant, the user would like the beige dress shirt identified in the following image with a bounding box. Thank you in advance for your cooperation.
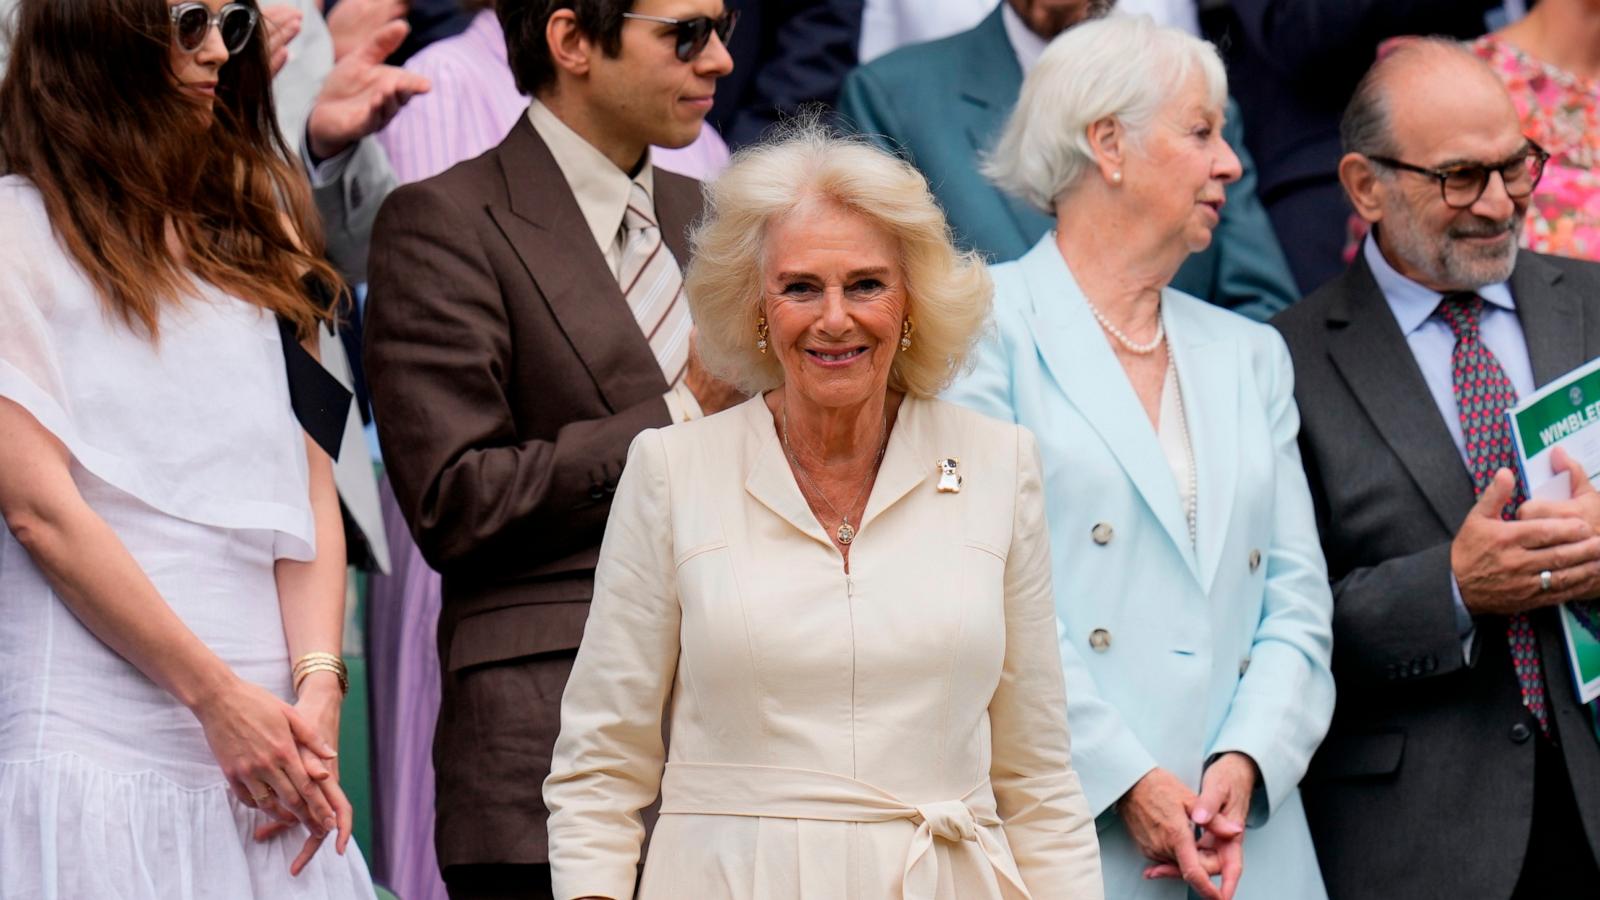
[544,396,1103,900]
[526,99,701,423]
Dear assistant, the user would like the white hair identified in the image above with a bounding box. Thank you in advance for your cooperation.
[983,15,1229,213]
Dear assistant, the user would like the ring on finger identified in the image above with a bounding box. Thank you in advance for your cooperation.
[1540,569,1553,592]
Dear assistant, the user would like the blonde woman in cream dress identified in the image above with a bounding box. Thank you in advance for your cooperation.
[542,123,1103,900]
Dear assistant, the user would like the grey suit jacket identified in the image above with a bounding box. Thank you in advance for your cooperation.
[273,0,397,283]
[1272,251,1600,899]
[835,5,1301,321]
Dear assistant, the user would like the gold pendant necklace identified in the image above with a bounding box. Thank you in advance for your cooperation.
[781,401,888,546]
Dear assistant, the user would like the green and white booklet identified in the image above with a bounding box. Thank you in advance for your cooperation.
[1508,356,1600,704]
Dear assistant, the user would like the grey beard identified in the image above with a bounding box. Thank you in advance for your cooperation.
[1386,212,1522,291]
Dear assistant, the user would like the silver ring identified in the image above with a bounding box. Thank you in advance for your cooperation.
[1540,570,1553,592]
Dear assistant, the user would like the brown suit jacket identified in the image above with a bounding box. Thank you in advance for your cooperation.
[364,116,703,869]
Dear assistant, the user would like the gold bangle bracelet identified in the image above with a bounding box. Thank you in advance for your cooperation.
[292,654,349,697]
[292,651,344,674]
[294,664,348,697]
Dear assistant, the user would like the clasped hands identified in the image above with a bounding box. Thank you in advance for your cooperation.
[1120,752,1257,900]
[1454,449,1600,616]
[193,672,353,876]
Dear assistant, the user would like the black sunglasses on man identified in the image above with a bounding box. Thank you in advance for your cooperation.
[621,9,739,62]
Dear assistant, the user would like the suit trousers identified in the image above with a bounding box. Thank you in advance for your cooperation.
[1512,735,1600,898]
[443,863,555,900]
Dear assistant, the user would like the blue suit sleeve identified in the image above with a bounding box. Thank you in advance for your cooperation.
[1206,330,1336,824]
[944,286,1163,818]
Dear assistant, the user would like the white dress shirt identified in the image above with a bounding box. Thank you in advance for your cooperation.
[525,99,702,423]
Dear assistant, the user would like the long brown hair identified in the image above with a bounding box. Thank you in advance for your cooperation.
[0,0,341,340]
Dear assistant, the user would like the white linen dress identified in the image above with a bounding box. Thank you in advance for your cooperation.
[0,175,377,899]
[544,396,1104,900]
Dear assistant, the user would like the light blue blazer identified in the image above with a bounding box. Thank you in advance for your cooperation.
[945,236,1335,899]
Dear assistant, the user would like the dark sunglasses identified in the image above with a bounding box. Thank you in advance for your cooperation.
[1368,141,1551,210]
[170,2,259,55]
[621,9,739,62]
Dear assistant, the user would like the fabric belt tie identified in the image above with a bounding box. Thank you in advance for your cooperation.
[659,762,1031,899]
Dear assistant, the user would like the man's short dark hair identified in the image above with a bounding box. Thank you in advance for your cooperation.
[498,0,635,96]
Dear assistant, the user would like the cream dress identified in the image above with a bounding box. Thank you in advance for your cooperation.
[0,176,376,898]
[544,396,1103,900]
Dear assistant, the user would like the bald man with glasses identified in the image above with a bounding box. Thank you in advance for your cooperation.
[1273,39,1600,900]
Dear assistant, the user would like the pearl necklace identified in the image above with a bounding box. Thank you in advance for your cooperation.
[1086,297,1165,355]
[1167,353,1198,548]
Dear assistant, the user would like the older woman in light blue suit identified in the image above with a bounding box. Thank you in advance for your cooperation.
[945,17,1334,900]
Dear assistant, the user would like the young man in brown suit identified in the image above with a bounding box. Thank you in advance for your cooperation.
[363,2,740,896]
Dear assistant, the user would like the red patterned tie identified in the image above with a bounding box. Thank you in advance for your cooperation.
[1436,293,1548,735]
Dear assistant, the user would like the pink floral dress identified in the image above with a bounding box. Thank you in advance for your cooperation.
[1473,35,1600,262]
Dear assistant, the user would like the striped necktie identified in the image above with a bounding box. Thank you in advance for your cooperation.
[618,182,691,387]
[1436,293,1550,735]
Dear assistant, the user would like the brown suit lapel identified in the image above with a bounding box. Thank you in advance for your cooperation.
[487,117,671,413]
[654,168,703,273]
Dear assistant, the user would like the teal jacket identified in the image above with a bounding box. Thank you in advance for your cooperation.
[836,7,1300,322]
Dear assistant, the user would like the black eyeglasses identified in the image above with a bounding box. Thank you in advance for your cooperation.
[169,2,259,54]
[1368,141,1551,210]
[621,9,739,62]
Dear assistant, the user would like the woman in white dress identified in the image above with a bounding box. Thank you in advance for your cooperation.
[543,123,1102,899]
[0,0,376,896]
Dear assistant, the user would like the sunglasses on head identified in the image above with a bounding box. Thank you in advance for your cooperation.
[170,2,259,55]
[621,9,739,62]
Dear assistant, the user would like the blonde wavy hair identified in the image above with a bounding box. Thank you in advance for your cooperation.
[685,120,992,398]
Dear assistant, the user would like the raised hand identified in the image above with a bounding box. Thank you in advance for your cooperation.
[305,20,430,161]
[325,0,408,63]
[261,4,304,76]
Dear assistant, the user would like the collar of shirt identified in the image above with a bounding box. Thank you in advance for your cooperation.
[1363,230,1516,337]
[1001,3,1048,75]
[526,98,655,259]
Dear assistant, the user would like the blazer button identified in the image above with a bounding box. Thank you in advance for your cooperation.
[1091,523,1114,545]
[1239,656,1251,676]
[1248,548,1262,572]
[1410,659,1425,677]
[1510,723,1533,744]
[1088,629,1112,652]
